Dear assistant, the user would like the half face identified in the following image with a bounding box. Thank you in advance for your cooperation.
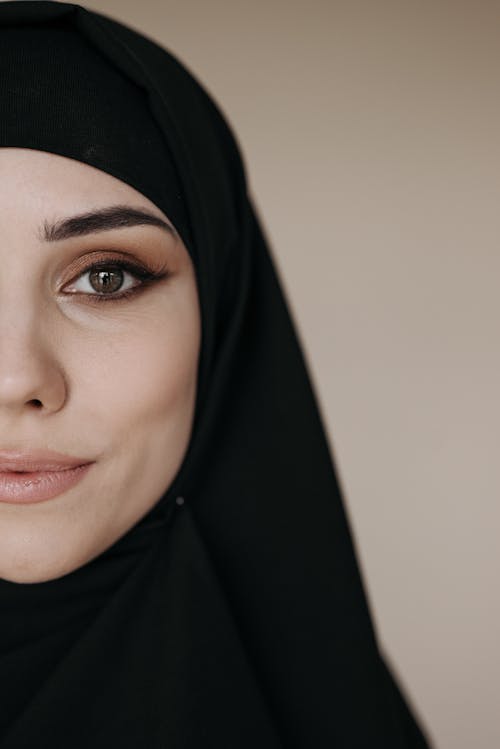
[0,148,201,583]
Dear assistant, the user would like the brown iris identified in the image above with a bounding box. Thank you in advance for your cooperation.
[89,267,124,294]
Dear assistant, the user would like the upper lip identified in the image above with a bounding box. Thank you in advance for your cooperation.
[0,449,94,472]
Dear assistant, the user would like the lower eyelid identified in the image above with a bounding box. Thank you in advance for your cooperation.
[73,286,145,305]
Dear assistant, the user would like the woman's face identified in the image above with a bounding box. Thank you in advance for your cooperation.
[0,148,201,584]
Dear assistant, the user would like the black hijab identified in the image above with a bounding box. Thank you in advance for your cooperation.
[0,3,431,747]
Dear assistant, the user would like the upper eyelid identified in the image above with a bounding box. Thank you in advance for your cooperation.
[60,251,164,282]
[67,260,141,280]
[63,250,145,273]
[74,258,147,275]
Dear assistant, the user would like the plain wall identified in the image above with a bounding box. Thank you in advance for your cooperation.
[84,2,500,747]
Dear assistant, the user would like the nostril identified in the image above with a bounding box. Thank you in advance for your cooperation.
[28,399,43,409]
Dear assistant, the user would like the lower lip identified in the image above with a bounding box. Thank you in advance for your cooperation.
[0,464,93,504]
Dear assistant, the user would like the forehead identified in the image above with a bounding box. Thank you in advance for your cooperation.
[0,148,167,221]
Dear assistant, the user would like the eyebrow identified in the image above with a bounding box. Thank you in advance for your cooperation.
[40,205,175,242]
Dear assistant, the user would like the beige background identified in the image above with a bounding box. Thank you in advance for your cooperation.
[83,2,500,747]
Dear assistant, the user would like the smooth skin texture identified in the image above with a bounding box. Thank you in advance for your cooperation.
[0,148,201,584]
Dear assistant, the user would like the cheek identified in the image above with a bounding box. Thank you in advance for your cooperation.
[0,283,201,583]
[67,290,201,448]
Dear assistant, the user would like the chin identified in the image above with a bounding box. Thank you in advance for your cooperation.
[0,538,85,584]
[0,558,68,585]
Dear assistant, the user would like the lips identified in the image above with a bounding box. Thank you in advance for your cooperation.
[0,449,94,504]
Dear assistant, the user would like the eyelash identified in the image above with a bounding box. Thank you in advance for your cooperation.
[62,257,170,305]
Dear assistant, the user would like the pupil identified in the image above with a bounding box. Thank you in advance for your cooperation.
[89,268,124,294]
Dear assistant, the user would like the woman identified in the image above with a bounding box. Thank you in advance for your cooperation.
[0,2,431,747]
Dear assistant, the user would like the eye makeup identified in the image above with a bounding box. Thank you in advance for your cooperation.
[60,250,171,305]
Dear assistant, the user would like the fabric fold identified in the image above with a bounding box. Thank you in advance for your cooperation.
[3,505,282,749]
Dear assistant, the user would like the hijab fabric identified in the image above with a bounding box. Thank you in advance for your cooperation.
[0,3,431,747]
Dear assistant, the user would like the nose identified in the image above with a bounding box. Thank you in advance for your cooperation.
[0,312,67,416]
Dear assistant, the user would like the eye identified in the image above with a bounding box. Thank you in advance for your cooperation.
[65,263,137,296]
[61,256,170,303]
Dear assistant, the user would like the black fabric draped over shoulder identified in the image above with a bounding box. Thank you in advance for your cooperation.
[0,3,431,747]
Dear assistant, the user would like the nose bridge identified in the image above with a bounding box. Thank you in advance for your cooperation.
[0,289,67,414]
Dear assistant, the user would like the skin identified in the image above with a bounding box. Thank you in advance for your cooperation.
[0,148,201,584]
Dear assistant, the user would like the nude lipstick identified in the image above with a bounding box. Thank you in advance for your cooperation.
[0,450,94,504]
